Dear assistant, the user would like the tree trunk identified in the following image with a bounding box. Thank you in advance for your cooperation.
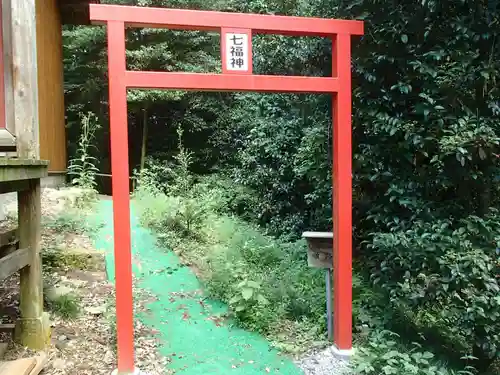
[140,108,148,172]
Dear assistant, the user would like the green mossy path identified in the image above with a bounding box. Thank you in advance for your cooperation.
[91,199,303,374]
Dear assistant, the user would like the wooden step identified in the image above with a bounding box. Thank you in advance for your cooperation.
[0,354,47,375]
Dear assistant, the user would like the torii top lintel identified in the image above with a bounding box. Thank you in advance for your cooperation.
[89,4,364,37]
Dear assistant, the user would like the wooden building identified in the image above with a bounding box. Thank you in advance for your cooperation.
[0,0,98,185]
[0,0,97,352]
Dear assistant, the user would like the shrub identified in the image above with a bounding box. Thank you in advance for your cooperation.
[187,215,327,347]
[191,174,261,220]
[135,189,211,238]
[366,212,500,367]
[353,330,475,375]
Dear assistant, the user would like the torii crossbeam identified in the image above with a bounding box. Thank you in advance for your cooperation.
[90,4,363,374]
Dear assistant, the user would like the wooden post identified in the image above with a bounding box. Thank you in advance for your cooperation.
[15,178,50,349]
[11,0,39,158]
[0,0,16,151]
[6,0,48,349]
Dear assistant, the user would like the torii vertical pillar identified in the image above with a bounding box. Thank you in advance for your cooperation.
[332,33,353,355]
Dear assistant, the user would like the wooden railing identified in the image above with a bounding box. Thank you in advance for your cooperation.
[0,158,50,349]
[0,227,30,280]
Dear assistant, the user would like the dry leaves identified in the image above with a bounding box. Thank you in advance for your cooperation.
[0,188,171,375]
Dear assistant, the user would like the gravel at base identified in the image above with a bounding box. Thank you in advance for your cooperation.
[296,346,351,375]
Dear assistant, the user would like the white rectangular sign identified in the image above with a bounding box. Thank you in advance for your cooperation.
[225,33,249,72]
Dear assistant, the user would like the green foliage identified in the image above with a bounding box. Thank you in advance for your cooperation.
[42,247,91,271]
[63,25,107,162]
[340,1,500,370]
[67,111,101,196]
[134,127,209,236]
[367,212,500,365]
[203,216,326,337]
[353,331,475,375]
[170,127,195,197]
[46,294,80,319]
[190,175,262,220]
[136,193,208,237]
[228,279,269,314]
[225,94,332,237]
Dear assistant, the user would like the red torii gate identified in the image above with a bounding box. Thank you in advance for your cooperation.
[89,4,363,374]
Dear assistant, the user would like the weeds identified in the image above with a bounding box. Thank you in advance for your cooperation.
[42,246,100,271]
[133,135,327,351]
[133,126,210,238]
[68,111,100,206]
[47,294,80,319]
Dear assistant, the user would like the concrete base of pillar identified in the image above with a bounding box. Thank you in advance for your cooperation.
[15,312,51,350]
[111,369,150,375]
[332,345,355,359]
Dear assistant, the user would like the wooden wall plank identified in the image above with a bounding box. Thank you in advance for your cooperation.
[0,0,6,130]
[11,0,39,158]
[2,0,15,137]
[36,0,67,172]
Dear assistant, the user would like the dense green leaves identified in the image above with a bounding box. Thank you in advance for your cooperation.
[367,213,500,362]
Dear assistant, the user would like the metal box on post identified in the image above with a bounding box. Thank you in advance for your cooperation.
[302,231,334,340]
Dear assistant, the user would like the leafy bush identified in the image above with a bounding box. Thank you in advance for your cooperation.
[135,193,209,237]
[203,216,325,334]
[228,279,269,315]
[367,212,500,367]
[134,129,212,237]
[190,174,261,220]
[353,331,475,375]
